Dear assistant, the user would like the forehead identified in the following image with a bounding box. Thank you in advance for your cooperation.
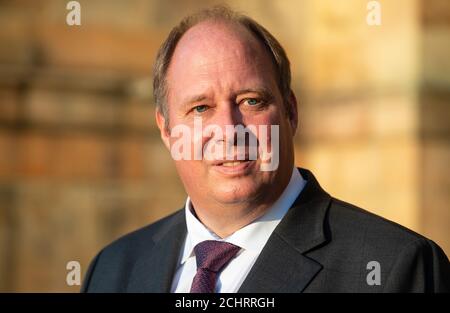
[166,20,277,103]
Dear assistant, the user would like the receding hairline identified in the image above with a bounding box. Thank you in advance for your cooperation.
[175,17,263,47]
[152,6,293,129]
[166,18,280,97]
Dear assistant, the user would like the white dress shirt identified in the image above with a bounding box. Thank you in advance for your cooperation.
[170,167,306,293]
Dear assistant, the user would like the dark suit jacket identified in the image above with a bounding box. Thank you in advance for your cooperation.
[82,168,450,292]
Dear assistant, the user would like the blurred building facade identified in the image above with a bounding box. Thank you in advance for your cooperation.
[0,0,448,291]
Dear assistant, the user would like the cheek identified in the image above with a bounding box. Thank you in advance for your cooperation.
[248,111,282,146]
[174,160,208,185]
[245,105,282,127]
[168,122,203,161]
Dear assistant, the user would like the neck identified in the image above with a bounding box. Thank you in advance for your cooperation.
[191,201,273,238]
[190,170,293,238]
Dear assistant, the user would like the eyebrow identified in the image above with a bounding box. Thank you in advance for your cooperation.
[185,94,208,104]
[181,87,274,108]
[179,94,209,114]
[182,94,209,110]
[234,88,274,100]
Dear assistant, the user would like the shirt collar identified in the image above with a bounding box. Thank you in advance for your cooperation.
[181,167,306,264]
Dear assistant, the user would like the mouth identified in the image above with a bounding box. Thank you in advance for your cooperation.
[209,152,255,165]
[211,159,256,176]
[220,161,249,167]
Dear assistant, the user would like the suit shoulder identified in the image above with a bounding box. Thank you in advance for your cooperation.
[82,208,185,292]
[328,197,430,248]
[308,197,449,292]
[99,208,185,258]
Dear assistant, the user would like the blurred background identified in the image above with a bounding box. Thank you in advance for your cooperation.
[0,0,449,292]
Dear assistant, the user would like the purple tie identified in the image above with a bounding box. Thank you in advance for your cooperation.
[190,240,241,293]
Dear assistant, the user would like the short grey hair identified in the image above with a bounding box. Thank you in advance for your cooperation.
[152,5,292,130]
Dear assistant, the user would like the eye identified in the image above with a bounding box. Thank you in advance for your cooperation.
[244,98,261,106]
[193,105,209,113]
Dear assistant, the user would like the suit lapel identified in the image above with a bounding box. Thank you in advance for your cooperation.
[238,168,331,293]
[237,233,323,292]
[126,210,187,292]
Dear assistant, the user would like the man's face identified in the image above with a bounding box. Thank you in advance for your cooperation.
[157,21,297,211]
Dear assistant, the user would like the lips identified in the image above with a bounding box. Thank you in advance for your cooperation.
[210,158,256,177]
[210,156,252,166]
[220,160,250,167]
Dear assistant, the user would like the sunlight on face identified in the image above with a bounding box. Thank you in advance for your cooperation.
[162,20,296,209]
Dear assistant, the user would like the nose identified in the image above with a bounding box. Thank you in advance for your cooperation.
[217,101,242,125]
[201,101,256,161]
[210,101,243,141]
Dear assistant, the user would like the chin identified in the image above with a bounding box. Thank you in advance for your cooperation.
[211,181,262,205]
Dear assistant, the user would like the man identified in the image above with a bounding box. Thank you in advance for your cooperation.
[82,6,450,293]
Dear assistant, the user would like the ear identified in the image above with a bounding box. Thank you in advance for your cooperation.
[155,109,171,150]
[286,90,299,135]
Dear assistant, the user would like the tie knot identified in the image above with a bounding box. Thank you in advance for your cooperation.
[193,240,241,273]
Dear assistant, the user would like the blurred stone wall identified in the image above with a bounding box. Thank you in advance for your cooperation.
[419,0,450,263]
[0,0,448,291]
